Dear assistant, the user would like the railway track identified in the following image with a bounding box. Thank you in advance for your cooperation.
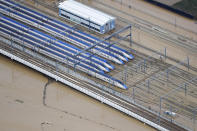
[15,0,197,55]
[87,0,197,53]
[104,0,197,35]
[0,1,195,130]
[120,38,197,72]
[0,38,186,131]
[12,0,197,73]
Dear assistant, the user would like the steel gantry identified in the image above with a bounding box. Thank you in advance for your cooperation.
[74,24,132,67]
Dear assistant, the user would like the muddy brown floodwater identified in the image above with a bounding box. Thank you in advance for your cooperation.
[0,55,155,131]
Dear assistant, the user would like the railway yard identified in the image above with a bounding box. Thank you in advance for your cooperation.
[0,0,197,131]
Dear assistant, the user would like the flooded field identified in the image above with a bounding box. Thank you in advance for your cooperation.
[0,55,155,131]
[1,0,196,130]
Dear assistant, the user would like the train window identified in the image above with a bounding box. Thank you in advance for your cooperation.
[61,9,101,32]
[61,14,70,19]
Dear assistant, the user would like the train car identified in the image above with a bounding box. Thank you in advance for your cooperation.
[1,16,110,72]
[0,3,124,64]
[0,26,109,80]
[0,20,127,90]
[58,0,116,34]
[0,0,133,61]
[0,18,108,73]
[0,1,128,89]
[0,25,105,74]
[0,2,114,70]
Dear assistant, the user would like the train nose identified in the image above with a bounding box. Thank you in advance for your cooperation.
[129,54,134,59]
[110,65,115,70]
[105,67,110,72]
[116,81,128,89]
[123,84,128,90]
[99,65,110,72]
[118,55,128,62]
[123,56,128,62]
[118,59,124,65]
[105,62,114,70]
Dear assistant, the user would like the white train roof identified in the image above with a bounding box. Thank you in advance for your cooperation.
[58,0,116,26]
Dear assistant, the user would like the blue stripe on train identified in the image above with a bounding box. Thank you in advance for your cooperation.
[0,23,104,73]
[1,0,129,61]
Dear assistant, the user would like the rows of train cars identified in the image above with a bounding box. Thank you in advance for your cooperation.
[0,0,134,89]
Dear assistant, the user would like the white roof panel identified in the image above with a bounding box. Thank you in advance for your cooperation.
[58,0,116,26]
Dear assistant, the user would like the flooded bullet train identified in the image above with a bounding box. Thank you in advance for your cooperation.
[0,15,128,89]
[0,16,109,73]
[0,1,124,65]
[0,0,133,64]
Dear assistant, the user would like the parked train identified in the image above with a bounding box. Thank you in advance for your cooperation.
[0,15,128,89]
[0,1,125,64]
[0,0,134,63]
[0,16,109,73]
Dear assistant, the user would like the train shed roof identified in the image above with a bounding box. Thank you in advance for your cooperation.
[58,0,116,26]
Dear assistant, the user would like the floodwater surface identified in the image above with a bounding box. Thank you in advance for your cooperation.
[0,55,155,131]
